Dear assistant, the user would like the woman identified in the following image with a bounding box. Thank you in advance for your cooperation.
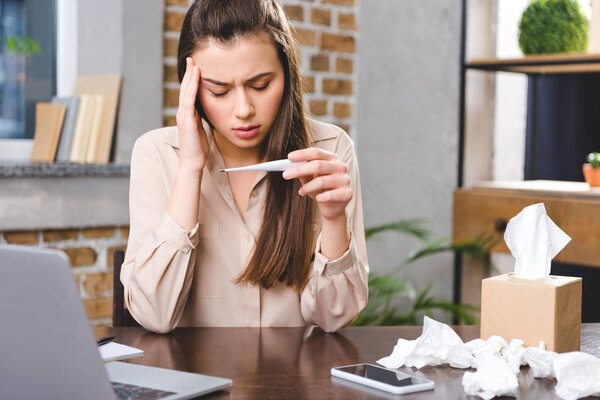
[121,0,369,333]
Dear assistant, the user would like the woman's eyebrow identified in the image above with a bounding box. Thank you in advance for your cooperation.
[202,72,273,86]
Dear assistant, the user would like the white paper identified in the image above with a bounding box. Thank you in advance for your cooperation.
[99,342,144,362]
[504,203,571,279]
[377,316,474,369]
[554,352,600,400]
[522,347,557,378]
[462,353,519,400]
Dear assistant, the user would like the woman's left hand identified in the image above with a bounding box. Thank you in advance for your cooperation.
[283,148,352,221]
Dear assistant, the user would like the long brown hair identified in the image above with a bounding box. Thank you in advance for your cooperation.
[177,0,315,291]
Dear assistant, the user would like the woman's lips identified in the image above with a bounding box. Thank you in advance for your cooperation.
[233,125,260,139]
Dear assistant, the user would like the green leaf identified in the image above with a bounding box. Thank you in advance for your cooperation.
[2,35,41,58]
[365,219,429,241]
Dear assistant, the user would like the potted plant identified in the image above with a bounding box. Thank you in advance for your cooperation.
[583,152,600,187]
[518,0,589,55]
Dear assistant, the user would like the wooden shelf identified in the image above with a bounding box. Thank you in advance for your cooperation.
[467,53,600,74]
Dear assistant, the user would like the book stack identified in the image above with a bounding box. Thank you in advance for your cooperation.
[29,75,122,164]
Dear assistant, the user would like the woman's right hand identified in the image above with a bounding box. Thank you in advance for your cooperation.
[176,57,209,172]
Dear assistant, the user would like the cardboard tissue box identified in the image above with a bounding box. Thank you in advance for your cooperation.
[481,273,582,352]
[479,203,582,353]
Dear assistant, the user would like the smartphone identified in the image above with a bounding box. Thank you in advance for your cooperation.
[331,363,434,395]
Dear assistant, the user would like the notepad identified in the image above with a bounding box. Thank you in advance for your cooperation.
[99,342,144,363]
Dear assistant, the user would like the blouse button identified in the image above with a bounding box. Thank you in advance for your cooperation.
[251,190,258,198]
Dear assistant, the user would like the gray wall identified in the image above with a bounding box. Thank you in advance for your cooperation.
[78,0,164,163]
[357,1,462,305]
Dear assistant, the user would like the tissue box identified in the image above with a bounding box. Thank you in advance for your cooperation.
[480,273,582,353]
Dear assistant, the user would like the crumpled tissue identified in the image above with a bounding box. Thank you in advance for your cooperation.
[377,316,474,369]
[504,203,571,279]
[377,317,600,399]
[462,353,518,400]
[554,352,600,400]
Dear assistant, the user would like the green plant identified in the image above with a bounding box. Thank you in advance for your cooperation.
[2,35,40,57]
[518,0,588,55]
[352,220,497,326]
[587,152,600,168]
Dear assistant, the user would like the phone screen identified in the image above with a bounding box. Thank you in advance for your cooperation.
[336,365,427,387]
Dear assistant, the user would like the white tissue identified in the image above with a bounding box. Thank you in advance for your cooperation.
[377,316,474,369]
[504,203,571,279]
[554,352,600,400]
[462,353,519,400]
[522,347,557,378]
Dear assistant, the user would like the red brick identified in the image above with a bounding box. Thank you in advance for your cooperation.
[120,227,130,239]
[64,247,97,267]
[3,231,38,245]
[164,11,186,32]
[322,78,352,95]
[309,100,328,116]
[82,227,116,239]
[164,87,179,108]
[310,54,330,71]
[321,32,355,53]
[83,297,112,320]
[323,0,354,5]
[311,8,331,26]
[83,271,114,296]
[338,13,357,30]
[166,0,189,6]
[163,115,177,127]
[164,37,179,58]
[164,64,178,83]
[336,57,354,74]
[292,28,316,46]
[284,5,304,22]
[333,102,352,119]
[42,229,78,242]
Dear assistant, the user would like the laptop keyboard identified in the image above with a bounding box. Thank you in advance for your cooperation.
[111,382,177,399]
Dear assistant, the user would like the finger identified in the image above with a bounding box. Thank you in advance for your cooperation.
[179,57,192,95]
[177,58,193,118]
[315,187,353,203]
[288,147,336,162]
[299,174,350,197]
[283,160,347,180]
[186,66,200,108]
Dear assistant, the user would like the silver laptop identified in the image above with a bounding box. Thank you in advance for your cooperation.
[0,245,232,400]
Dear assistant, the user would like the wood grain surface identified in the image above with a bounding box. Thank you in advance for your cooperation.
[94,324,600,399]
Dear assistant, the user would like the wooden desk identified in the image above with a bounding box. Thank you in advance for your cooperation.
[94,325,600,399]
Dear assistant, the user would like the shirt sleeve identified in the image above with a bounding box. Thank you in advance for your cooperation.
[120,137,199,333]
[300,134,369,332]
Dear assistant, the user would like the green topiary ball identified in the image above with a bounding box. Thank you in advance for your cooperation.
[518,0,589,55]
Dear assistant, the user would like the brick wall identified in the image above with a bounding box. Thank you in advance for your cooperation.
[163,0,359,135]
[0,227,128,326]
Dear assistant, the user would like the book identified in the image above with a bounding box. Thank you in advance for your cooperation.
[69,94,95,163]
[51,96,80,163]
[74,75,122,164]
[30,103,66,163]
[98,342,144,363]
[85,95,106,163]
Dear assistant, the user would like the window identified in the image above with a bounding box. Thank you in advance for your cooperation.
[0,0,56,139]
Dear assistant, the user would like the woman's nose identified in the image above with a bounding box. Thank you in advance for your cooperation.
[234,90,255,119]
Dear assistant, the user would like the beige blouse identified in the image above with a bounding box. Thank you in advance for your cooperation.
[121,119,369,333]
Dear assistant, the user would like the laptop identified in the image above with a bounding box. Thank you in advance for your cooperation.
[0,245,232,400]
